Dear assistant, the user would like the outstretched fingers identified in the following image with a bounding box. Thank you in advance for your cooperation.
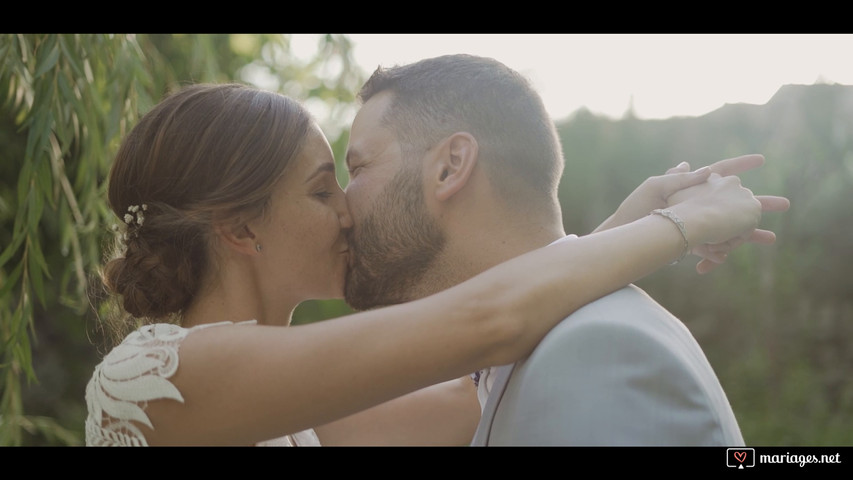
[664,154,789,275]
[665,161,691,175]
[696,258,721,275]
[666,154,765,178]
[758,195,791,212]
[707,154,766,177]
[691,228,776,274]
[658,166,712,199]
[749,229,777,245]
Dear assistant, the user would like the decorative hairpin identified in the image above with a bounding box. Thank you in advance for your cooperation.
[124,204,148,227]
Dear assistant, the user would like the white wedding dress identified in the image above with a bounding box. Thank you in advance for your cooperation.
[85,321,320,446]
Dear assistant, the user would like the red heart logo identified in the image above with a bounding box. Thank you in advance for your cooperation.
[734,451,747,463]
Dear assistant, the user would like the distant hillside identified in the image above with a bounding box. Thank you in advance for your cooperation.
[553,83,853,446]
[555,83,853,235]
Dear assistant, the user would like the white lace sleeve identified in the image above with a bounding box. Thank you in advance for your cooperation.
[85,323,189,446]
[85,320,319,446]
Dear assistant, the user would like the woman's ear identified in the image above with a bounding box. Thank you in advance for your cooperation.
[214,220,259,256]
[429,132,479,202]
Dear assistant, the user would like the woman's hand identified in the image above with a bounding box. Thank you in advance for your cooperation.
[668,172,763,248]
[666,156,790,273]
[595,154,790,273]
[592,162,712,234]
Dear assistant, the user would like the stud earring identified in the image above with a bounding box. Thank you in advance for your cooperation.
[255,243,262,253]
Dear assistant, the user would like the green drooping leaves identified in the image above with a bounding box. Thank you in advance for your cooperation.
[0,33,361,446]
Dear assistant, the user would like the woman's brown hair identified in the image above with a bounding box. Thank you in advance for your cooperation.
[100,83,313,344]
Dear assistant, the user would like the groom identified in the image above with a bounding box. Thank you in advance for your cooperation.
[334,54,784,445]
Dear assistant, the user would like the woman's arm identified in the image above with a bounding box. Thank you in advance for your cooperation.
[314,376,480,446]
[139,172,762,445]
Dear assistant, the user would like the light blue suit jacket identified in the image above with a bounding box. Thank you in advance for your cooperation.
[471,285,745,446]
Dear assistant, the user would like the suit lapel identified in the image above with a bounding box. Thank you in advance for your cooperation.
[470,363,516,445]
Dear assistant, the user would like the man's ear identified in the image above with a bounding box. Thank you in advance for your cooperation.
[429,132,479,202]
[214,220,259,256]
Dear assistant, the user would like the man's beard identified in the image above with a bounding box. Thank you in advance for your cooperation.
[344,163,446,310]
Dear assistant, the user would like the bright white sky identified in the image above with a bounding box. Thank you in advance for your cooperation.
[297,33,853,122]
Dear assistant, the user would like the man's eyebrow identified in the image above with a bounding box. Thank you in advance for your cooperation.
[305,162,336,183]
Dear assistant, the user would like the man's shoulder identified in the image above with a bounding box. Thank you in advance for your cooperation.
[532,284,699,358]
[554,284,686,329]
[493,284,744,446]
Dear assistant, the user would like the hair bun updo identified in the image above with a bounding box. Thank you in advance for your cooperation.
[97,83,313,343]
[102,202,204,319]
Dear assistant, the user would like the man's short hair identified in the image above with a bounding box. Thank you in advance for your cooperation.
[358,54,565,209]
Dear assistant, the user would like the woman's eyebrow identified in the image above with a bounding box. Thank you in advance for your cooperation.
[304,162,336,183]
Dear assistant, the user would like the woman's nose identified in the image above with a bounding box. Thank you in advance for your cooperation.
[338,199,354,230]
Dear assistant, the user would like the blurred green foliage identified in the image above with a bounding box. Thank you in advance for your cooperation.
[557,87,853,445]
[1,34,849,446]
[0,33,361,445]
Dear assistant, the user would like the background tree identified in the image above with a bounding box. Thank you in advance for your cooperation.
[0,33,361,446]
